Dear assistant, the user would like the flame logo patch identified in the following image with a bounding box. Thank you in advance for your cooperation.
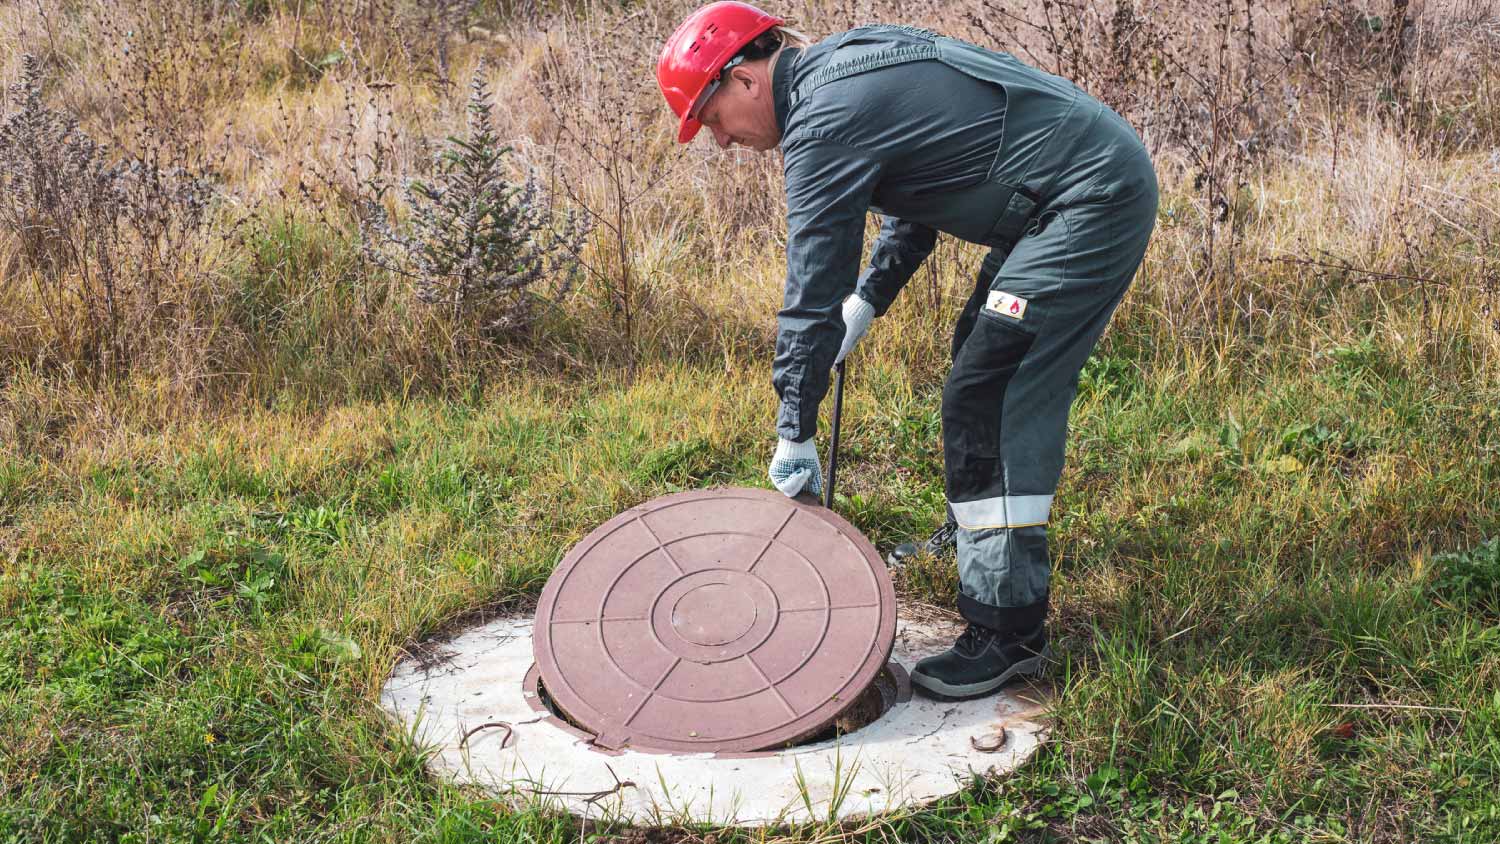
[985,290,1029,321]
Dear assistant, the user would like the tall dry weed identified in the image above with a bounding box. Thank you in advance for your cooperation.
[526,5,703,370]
[0,54,223,376]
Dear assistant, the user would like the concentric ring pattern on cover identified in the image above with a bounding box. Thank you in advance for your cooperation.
[533,487,897,753]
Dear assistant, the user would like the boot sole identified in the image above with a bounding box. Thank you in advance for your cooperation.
[910,645,1051,701]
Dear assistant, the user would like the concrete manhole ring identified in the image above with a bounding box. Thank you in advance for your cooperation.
[381,612,1052,826]
[533,487,897,753]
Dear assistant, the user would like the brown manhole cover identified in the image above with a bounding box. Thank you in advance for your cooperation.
[533,487,897,754]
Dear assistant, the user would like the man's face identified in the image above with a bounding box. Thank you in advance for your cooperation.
[696,63,780,152]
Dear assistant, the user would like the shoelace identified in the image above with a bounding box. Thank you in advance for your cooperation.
[929,520,957,549]
[955,623,997,655]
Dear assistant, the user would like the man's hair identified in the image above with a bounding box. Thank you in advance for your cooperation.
[738,25,811,63]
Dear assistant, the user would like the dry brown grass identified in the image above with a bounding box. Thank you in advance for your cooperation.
[0,0,1495,401]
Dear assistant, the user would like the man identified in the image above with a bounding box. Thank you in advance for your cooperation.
[656,3,1158,700]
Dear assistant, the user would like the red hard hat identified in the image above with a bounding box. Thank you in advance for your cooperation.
[657,2,784,143]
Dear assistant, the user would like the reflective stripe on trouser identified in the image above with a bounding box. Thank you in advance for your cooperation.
[943,126,1158,626]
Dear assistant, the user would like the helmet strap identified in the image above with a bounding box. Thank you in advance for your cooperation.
[689,53,748,119]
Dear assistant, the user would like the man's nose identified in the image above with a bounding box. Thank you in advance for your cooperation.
[711,127,731,149]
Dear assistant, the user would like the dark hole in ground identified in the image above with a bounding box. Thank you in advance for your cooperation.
[533,664,902,752]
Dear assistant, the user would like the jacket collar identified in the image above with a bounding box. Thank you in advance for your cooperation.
[772,46,802,140]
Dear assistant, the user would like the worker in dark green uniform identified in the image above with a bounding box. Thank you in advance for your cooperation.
[657,3,1158,700]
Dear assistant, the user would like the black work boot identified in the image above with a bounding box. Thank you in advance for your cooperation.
[910,623,1050,700]
[886,511,958,569]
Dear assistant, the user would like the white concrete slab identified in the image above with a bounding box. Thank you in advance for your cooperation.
[380,612,1049,826]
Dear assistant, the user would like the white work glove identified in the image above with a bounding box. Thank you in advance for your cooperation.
[835,294,877,364]
[767,437,823,498]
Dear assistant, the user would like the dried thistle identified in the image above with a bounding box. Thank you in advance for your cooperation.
[0,53,221,372]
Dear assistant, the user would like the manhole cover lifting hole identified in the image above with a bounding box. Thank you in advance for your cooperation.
[533,487,898,754]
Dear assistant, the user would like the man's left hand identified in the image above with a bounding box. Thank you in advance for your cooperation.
[836,294,876,364]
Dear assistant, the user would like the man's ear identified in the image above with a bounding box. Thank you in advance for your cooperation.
[729,64,760,95]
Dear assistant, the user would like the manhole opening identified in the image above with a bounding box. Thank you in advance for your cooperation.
[527,663,906,754]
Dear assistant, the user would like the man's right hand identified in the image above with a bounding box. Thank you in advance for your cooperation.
[836,294,876,364]
[768,437,824,498]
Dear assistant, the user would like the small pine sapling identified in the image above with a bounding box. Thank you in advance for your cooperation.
[360,61,588,345]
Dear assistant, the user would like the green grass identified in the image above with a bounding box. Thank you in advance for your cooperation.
[3,320,1498,842]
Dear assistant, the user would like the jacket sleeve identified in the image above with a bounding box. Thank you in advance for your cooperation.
[856,216,938,316]
[774,136,885,442]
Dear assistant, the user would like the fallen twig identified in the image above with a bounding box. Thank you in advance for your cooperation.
[525,763,636,807]
[459,721,515,749]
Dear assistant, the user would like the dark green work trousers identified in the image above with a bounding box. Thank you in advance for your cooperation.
[944,108,1159,632]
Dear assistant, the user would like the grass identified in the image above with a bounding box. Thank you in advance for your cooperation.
[3,318,1498,840]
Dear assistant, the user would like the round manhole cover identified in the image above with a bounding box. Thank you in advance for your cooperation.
[533,487,897,754]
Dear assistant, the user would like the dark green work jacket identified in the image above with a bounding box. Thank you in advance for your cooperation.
[769,24,1126,442]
